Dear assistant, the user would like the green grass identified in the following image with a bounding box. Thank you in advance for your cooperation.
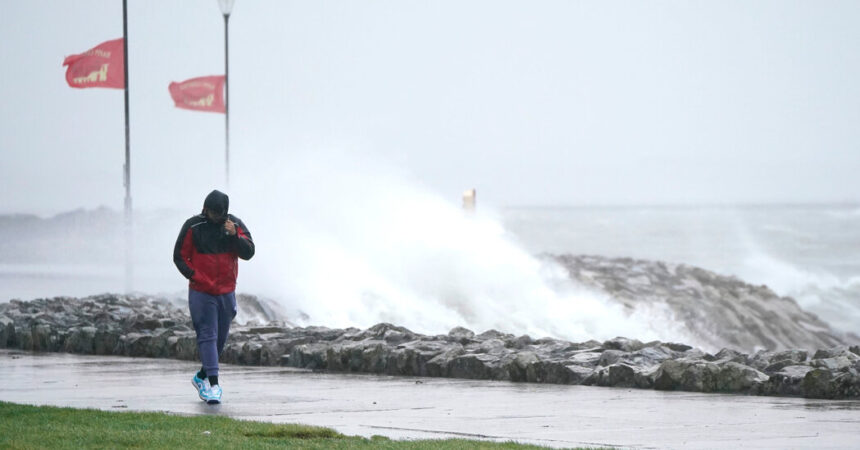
[0,401,577,449]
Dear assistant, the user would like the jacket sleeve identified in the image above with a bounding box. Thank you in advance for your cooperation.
[173,220,196,279]
[233,217,255,261]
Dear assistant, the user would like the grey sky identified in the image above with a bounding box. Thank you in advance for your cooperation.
[2,0,860,215]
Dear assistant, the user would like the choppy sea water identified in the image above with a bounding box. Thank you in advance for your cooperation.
[501,205,860,335]
[1,204,858,339]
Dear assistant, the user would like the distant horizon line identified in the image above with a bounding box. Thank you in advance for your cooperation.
[504,201,860,210]
[3,201,860,218]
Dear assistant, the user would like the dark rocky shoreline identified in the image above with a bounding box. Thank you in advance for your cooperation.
[551,255,853,352]
[1,295,858,399]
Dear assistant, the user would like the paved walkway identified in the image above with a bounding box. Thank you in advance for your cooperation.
[1,350,858,448]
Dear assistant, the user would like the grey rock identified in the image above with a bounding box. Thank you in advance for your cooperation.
[167,333,197,361]
[447,326,475,343]
[589,363,639,387]
[603,337,645,352]
[355,323,414,342]
[773,349,809,364]
[713,348,749,364]
[810,356,856,371]
[802,368,860,399]
[259,341,289,366]
[634,366,659,389]
[506,335,532,349]
[1,294,858,399]
[476,329,514,341]
[813,346,860,361]
[131,317,162,331]
[121,333,152,357]
[361,343,390,373]
[449,353,496,379]
[383,329,411,345]
[626,345,677,367]
[290,343,329,370]
[751,349,808,371]
[763,359,801,374]
[597,349,624,366]
[654,359,767,393]
[248,326,289,334]
[477,338,506,355]
[391,340,449,376]
[551,254,849,353]
[426,346,465,377]
[663,342,693,352]
[569,351,602,367]
[683,348,709,360]
[0,315,15,347]
[64,326,96,354]
[564,364,595,384]
[529,360,577,384]
[502,351,539,381]
[766,365,814,396]
[29,324,53,351]
[714,362,769,392]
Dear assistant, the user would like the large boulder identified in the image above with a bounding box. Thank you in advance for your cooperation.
[501,351,539,382]
[289,343,329,370]
[654,359,767,393]
[448,353,497,379]
[597,349,625,366]
[390,340,451,376]
[765,365,814,396]
[568,350,602,367]
[603,337,645,352]
[0,315,15,347]
[447,327,475,344]
[587,363,644,388]
[64,326,96,354]
[624,345,678,367]
[802,368,860,399]
[425,346,466,377]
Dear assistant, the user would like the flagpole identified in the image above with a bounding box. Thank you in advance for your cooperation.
[122,0,133,293]
[223,11,230,190]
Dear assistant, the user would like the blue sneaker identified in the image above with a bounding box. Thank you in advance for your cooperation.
[202,385,222,404]
[192,374,209,402]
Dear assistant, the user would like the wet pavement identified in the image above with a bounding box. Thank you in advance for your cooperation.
[1,350,858,449]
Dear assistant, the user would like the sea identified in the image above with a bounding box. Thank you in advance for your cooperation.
[502,204,860,335]
[1,204,858,339]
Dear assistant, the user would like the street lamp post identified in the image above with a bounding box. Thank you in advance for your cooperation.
[122,0,133,293]
[219,0,235,189]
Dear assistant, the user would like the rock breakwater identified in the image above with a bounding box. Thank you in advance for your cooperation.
[552,254,853,352]
[1,295,858,399]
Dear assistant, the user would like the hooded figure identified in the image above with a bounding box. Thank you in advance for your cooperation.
[173,189,255,404]
[175,190,254,292]
[202,189,229,223]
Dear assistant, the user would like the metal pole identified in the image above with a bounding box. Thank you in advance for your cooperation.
[122,0,133,293]
[224,13,230,189]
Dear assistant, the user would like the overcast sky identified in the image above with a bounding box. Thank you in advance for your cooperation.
[2,0,860,215]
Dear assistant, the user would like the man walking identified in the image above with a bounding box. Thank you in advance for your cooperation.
[173,189,255,404]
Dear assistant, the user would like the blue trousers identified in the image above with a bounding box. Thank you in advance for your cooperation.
[188,289,237,378]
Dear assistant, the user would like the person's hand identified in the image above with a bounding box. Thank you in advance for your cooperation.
[224,219,236,236]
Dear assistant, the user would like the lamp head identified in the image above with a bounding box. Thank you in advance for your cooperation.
[218,0,235,16]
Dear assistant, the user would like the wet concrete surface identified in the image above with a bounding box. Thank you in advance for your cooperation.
[1,350,858,449]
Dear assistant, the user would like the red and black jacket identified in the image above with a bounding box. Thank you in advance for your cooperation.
[173,214,255,295]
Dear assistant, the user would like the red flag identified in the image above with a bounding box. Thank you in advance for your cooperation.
[62,38,124,89]
[168,76,226,113]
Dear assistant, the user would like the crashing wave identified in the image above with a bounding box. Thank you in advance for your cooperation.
[551,254,857,353]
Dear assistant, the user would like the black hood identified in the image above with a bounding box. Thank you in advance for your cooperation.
[202,190,229,215]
